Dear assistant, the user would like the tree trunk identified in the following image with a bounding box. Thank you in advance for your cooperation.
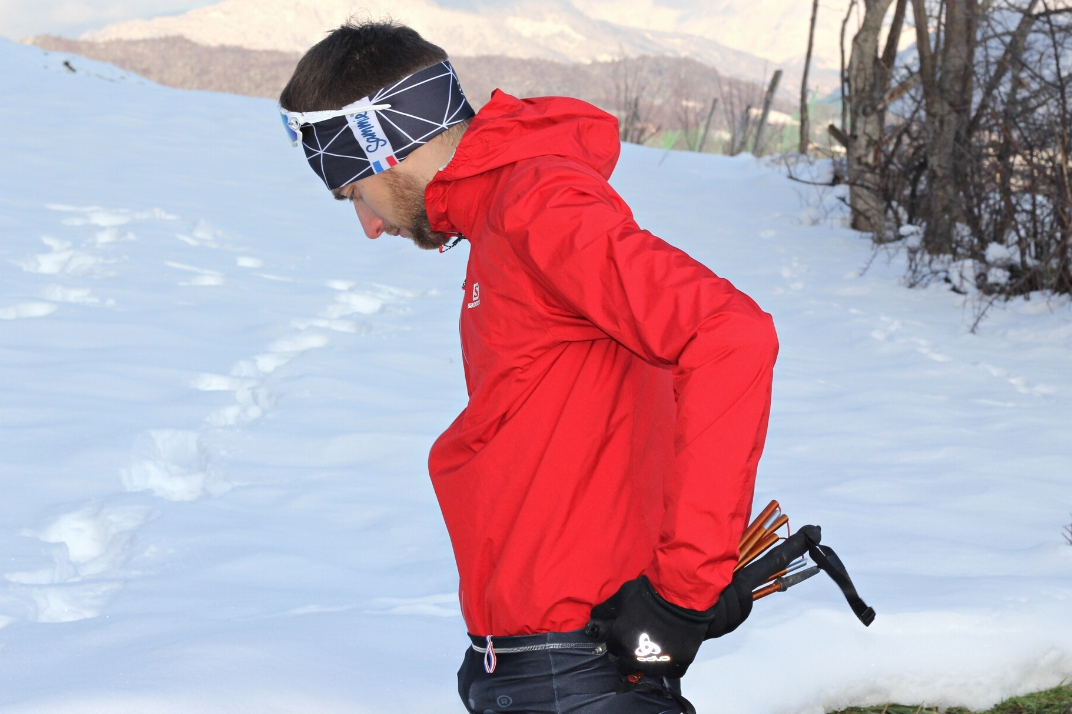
[917,0,978,254]
[753,69,783,156]
[840,0,858,135]
[800,0,821,154]
[846,0,898,239]
[731,105,752,155]
[697,97,718,152]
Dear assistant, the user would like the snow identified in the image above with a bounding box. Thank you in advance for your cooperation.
[986,242,1018,264]
[2,40,1071,714]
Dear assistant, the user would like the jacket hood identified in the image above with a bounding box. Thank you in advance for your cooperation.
[426,91,620,234]
[442,91,620,181]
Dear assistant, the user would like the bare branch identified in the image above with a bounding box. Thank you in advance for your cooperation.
[887,72,921,101]
[882,0,910,69]
[828,123,851,147]
[969,0,1042,132]
[801,0,822,153]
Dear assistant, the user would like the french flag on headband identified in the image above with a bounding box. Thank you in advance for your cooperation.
[371,155,398,173]
[345,101,398,174]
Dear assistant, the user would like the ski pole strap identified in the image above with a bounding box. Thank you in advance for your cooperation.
[803,536,876,627]
[739,524,876,626]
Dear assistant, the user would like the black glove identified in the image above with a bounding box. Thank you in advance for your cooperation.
[586,528,825,676]
[703,572,753,639]
[704,525,822,639]
[585,575,714,679]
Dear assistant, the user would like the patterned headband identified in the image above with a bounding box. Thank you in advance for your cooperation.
[281,61,475,190]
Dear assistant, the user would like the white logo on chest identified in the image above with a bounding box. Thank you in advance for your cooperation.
[467,282,481,309]
[634,633,671,662]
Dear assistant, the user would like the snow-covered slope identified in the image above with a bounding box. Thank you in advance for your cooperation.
[2,39,1071,714]
[81,0,815,83]
[85,0,755,65]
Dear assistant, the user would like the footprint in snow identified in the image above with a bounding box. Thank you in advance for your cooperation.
[121,429,228,501]
[871,317,1053,396]
[174,220,230,249]
[870,317,902,341]
[194,280,424,428]
[201,331,331,426]
[14,236,109,277]
[870,318,952,360]
[772,258,807,293]
[978,362,1055,397]
[9,205,181,313]
[48,203,176,228]
[3,503,152,623]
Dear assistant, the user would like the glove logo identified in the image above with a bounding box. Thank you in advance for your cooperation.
[634,632,671,662]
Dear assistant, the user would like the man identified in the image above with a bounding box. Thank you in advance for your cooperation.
[280,21,778,714]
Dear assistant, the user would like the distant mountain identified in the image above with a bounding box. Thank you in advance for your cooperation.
[30,35,300,99]
[82,0,840,92]
[570,0,848,69]
[28,35,792,139]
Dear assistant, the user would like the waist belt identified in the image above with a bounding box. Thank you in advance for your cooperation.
[469,630,694,714]
[469,630,606,673]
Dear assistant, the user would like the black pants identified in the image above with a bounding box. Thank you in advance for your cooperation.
[457,629,688,714]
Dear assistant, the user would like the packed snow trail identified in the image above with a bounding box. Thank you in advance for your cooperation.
[0,40,1069,713]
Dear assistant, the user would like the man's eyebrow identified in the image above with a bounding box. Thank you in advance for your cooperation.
[331,188,349,201]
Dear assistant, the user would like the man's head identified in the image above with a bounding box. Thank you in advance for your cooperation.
[280,21,472,249]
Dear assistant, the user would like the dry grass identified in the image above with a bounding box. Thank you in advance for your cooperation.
[830,683,1072,714]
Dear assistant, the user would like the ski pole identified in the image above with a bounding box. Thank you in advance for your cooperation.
[752,565,821,600]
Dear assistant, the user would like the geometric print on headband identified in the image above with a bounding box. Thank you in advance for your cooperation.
[299,61,476,190]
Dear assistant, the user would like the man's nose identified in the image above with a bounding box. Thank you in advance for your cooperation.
[353,200,385,239]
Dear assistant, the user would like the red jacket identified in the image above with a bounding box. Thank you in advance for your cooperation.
[425,91,778,637]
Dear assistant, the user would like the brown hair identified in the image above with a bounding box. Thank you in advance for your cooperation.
[280,20,448,112]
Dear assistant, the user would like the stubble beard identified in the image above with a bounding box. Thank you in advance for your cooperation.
[382,170,450,251]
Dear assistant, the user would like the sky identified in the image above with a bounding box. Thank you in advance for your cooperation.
[0,0,216,40]
[0,0,487,41]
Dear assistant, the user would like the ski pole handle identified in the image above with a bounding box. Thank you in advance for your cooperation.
[738,525,821,592]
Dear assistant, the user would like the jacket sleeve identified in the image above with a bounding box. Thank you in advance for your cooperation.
[493,159,779,611]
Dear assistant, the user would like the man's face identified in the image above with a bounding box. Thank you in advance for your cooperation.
[336,169,449,251]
